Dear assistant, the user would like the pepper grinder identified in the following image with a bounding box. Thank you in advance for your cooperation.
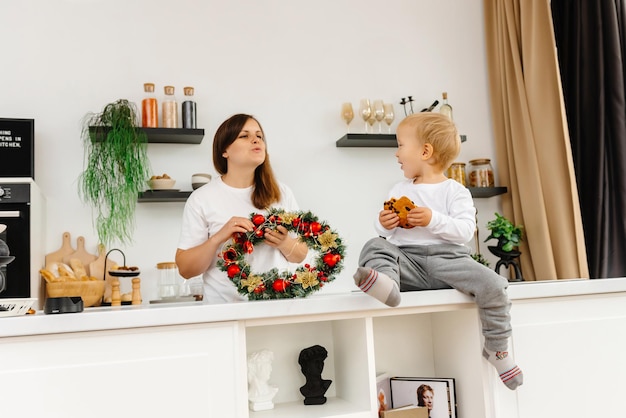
[111,279,121,306]
[131,277,141,305]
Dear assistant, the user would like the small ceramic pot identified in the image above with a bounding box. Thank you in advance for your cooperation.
[191,173,212,190]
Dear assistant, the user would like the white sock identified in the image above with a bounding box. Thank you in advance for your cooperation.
[483,347,523,390]
[353,267,400,307]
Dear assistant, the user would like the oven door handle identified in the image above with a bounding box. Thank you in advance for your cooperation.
[0,211,20,218]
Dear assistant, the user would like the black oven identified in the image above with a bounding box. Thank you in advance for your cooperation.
[0,183,31,298]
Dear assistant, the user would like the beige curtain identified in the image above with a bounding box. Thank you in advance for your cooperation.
[483,0,588,280]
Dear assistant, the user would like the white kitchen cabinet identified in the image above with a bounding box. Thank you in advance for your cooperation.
[245,317,374,418]
[242,306,490,418]
[2,279,626,417]
[373,310,488,418]
[0,321,241,418]
[496,291,626,418]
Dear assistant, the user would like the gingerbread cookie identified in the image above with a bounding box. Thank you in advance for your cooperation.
[383,196,416,229]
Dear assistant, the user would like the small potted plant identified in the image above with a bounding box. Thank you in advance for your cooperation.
[485,212,524,281]
[78,99,151,248]
[485,212,523,254]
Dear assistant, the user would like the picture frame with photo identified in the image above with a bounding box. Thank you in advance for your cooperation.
[390,377,457,418]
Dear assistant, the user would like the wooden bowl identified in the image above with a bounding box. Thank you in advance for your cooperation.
[148,178,176,190]
[46,280,105,307]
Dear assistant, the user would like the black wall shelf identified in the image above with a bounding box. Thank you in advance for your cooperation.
[336,133,467,148]
[137,187,506,202]
[138,190,192,202]
[336,133,397,147]
[90,127,205,144]
[468,186,507,198]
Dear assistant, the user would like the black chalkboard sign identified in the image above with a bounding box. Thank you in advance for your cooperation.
[0,118,34,179]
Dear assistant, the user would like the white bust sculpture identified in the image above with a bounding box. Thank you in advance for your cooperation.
[247,349,279,411]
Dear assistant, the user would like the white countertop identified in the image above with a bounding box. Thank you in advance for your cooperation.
[2,277,626,338]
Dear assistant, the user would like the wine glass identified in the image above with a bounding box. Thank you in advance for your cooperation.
[341,102,354,133]
[367,113,376,132]
[373,100,384,133]
[359,99,372,133]
[383,103,395,134]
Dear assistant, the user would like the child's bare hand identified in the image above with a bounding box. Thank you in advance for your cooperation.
[379,209,399,230]
[406,206,432,227]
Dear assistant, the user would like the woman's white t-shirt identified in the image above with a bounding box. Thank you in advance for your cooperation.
[178,176,300,303]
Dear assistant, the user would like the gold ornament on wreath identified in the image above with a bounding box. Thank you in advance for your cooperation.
[217,208,346,300]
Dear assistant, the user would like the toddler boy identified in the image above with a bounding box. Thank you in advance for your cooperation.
[354,112,523,390]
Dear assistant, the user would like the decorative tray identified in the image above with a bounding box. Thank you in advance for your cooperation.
[0,298,36,318]
[108,270,141,278]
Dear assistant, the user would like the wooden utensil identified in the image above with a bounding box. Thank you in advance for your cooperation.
[89,244,118,280]
[62,236,98,276]
[45,232,75,270]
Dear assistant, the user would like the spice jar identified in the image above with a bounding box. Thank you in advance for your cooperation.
[467,158,495,187]
[141,82,158,128]
[447,162,466,186]
[162,86,178,128]
[182,86,197,129]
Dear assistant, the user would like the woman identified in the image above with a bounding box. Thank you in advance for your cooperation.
[417,384,434,417]
[176,114,307,303]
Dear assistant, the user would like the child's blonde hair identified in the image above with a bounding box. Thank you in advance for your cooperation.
[398,113,461,170]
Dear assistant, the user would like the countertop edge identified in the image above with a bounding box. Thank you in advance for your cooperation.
[2,277,624,338]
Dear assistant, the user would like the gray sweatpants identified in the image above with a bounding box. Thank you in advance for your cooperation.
[359,237,512,351]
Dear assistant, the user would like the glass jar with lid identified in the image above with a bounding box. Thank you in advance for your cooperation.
[447,162,466,186]
[161,86,178,128]
[467,158,495,187]
[182,86,197,129]
[157,262,180,298]
[141,82,158,128]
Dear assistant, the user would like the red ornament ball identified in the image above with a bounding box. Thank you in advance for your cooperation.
[323,252,341,268]
[226,264,241,278]
[272,279,290,292]
[252,214,266,226]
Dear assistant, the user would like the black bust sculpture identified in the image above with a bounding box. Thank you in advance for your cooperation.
[298,345,332,405]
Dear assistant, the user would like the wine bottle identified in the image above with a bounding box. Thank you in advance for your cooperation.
[440,92,453,120]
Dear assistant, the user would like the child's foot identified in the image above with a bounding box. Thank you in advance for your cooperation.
[353,267,400,307]
[483,348,524,390]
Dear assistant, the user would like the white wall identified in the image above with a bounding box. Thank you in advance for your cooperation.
[0,0,502,300]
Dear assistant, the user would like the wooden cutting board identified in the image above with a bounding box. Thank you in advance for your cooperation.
[89,244,119,282]
[45,232,75,269]
[62,236,98,276]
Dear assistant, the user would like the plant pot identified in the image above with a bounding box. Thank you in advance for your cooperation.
[488,246,523,282]
[487,245,521,260]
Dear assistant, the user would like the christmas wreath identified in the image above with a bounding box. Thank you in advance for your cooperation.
[217,208,346,300]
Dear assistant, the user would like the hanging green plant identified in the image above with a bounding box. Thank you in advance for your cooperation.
[78,99,150,247]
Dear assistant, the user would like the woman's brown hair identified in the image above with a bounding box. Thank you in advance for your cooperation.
[212,114,281,209]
